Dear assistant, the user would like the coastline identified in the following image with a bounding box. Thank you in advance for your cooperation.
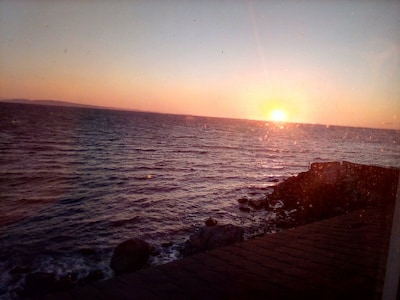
[16,161,400,298]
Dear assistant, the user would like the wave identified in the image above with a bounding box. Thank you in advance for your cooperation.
[109,216,141,227]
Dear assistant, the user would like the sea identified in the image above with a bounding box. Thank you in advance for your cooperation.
[0,102,399,298]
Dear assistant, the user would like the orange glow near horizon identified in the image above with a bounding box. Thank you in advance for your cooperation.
[0,1,399,130]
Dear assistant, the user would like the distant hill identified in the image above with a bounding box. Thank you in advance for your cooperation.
[0,99,115,110]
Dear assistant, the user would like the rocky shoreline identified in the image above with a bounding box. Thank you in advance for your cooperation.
[239,161,399,228]
[17,161,400,298]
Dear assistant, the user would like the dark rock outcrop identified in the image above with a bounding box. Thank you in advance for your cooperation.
[182,224,244,256]
[110,238,150,274]
[267,161,399,227]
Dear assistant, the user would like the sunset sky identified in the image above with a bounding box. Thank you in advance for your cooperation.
[1,1,399,129]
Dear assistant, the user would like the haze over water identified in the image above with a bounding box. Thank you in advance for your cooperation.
[0,102,399,298]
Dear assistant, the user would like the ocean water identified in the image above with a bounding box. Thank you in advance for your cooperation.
[0,102,399,297]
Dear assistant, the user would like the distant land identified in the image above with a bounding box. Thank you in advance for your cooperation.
[0,99,126,111]
[1,99,398,131]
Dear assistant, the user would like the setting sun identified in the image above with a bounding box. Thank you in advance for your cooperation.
[271,109,286,122]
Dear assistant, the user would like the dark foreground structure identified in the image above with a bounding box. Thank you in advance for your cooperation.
[42,162,399,299]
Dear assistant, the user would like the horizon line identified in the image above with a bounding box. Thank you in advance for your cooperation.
[1,98,398,131]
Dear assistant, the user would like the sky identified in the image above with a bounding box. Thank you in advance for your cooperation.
[0,0,399,129]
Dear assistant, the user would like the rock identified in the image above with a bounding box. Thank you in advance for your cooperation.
[237,197,248,204]
[275,210,297,229]
[205,217,218,227]
[55,274,76,291]
[21,271,74,297]
[79,270,104,285]
[150,245,160,256]
[110,238,150,274]
[269,161,400,226]
[86,270,104,282]
[161,241,173,248]
[239,206,250,213]
[22,272,57,297]
[266,198,284,210]
[248,199,266,210]
[10,265,32,275]
[182,224,244,256]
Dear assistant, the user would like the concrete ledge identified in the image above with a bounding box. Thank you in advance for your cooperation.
[42,205,393,300]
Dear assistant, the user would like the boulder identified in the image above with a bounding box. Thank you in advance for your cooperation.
[248,199,267,210]
[205,217,218,227]
[182,224,244,256]
[110,238,150,274]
